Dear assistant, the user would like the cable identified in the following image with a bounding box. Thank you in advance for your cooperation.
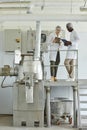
[1,76,13,88]
[84,0,87,7]
[41,0,45,10]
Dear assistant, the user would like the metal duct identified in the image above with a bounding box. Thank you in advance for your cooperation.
[34,21,41,60]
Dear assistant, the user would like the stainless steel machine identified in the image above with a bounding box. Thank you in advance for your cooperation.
[13,51,44,127]
[0,21,45,127]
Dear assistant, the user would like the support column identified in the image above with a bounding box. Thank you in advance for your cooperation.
[73,85,78,128]
[46,86,51,127]
[34,21,41,60]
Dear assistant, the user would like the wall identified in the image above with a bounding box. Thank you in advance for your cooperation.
[0,30,15,114]
[0,21,87,114]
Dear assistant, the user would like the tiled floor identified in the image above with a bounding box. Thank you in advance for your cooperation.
[0,115,78,130]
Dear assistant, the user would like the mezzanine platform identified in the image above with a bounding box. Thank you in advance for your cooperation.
[44,79,87,87]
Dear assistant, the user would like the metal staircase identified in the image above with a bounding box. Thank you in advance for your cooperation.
[78,85,87,130]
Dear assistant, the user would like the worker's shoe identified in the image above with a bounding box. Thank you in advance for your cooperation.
[70,78,75,81]
[49,76,54,81]
[54,77,58,81]
[66,77,75,81]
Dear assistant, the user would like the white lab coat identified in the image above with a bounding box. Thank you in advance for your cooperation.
[47,32,61,61]
[66,30,79,59]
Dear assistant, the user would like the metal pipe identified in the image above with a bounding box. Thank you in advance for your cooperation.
[46,87,51,127]
[0,1,78,7]
[0,1,31,4]
[0,67,18,76]
[1,14,87,22]
[34,21,41,60]
[10,68,18,76]
[73,86,78,128]
[34,2,77,7]
[77,85,81,128]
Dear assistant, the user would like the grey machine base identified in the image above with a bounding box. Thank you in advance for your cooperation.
[13,82,44,127]
[13,110,44,127]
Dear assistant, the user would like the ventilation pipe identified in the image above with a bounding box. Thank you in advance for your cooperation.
[34,21,41,60]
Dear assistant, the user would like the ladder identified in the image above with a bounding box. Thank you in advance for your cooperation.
[78,85,87,130]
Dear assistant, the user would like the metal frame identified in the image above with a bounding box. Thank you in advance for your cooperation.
[0,14,87,22]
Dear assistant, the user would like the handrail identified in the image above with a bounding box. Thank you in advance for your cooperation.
[43,49,78,81]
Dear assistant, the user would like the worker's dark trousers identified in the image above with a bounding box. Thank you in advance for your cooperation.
[50,51,60,77]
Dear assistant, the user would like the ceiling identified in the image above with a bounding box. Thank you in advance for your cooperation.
[0,0,87,14]
[0,0,87,22]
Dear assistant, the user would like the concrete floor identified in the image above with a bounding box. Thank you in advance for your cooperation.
[0,115,78,130]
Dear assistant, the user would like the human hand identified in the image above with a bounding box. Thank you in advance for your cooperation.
[64,41,72,46]
[55,37,61,43]
[53,37,61,44]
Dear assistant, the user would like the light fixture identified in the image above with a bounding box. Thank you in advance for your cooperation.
[0,0,31,10]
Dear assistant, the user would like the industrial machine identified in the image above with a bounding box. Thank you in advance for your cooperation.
[0,21,46,127]
[13,51,44,127]
[0,51,44,127]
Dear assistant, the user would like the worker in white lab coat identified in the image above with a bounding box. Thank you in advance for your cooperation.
[64,23,79,81]
[47,26,62,81]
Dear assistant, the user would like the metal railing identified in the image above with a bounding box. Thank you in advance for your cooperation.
[42,49,78,82]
